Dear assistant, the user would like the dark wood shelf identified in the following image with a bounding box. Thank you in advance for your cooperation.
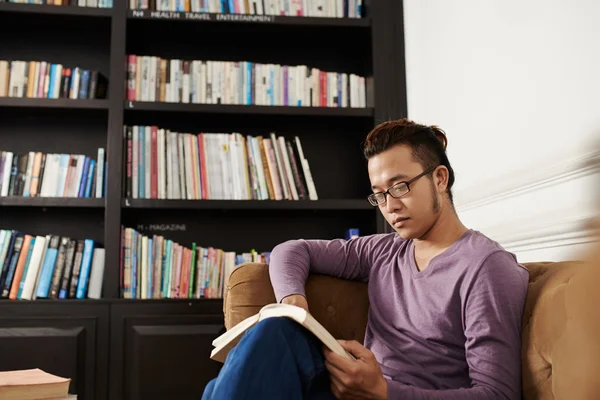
[122,198,372,210]
[0,197,104,208]
[0,2,113,17]
[124,101,373,117]
[127,9,369,27]
[0,298,223,305]
[0,97,109,110]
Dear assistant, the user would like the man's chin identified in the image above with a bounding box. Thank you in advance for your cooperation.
[392,226,418,240]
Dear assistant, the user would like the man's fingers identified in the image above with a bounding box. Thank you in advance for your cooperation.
[323,344,354,372]
[338,339,371,359]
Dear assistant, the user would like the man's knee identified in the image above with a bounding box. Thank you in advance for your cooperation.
[250,317,299,339]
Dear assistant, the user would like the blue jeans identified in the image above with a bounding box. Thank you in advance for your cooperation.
[202,317,336,400]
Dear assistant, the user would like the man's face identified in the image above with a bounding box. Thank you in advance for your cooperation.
[367,144,441,240]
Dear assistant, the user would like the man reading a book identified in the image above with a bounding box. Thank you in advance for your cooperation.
[203,118,529,399]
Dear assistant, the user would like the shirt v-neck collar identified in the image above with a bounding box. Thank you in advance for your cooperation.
[405,229,474,279]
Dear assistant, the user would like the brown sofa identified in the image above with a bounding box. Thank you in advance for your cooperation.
[223,258,600,399]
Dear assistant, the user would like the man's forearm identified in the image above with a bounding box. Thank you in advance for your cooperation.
[386,379,510,400]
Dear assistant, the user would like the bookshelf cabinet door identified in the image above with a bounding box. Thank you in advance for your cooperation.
[0,303,109,400]
[109,301,224,400]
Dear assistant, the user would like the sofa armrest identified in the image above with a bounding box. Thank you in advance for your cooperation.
[224,262,370,343]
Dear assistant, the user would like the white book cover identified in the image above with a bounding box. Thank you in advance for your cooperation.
[45,154,60,198]
[54,154,70,197]
[264,139,283,200]
[37,153,51,197]
[0,152,13,196]
[192,135,202,200]
[144,128,151,198]
[245,137,259,199]
[278,136,299,200]
[132,126,139,199]
[295,136,318,200]
[342,73,348,107]
[190,61,197,104]
[71,155,85,198]
[205,61,213,104]
[150,56,158,102]
[96,148,105,198]
[251,137,269,200]
[237,135,250,200]
[158,129,166,199]
[0,61,8,97]
[182,67,190,104]
[199,134,210,199]
[183,134,195,200]
[52,65,63,99]
[22,151,35,197]
[20,236,47,300]
[165,130,173,199]
[141,236,148,299]
[170,131,181,199]
[177,134,188,200]
[199,61,206,104]
[359,76,366,107]
[220,134,232,199]
[230,135,241,199]
[31,62,41,99]
[87,248,106,299]
[269,132,290,199]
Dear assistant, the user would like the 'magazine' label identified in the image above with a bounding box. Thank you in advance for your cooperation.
[137,224,187,232]
[131,10,275,23]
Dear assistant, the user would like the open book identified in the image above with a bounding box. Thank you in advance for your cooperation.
[210,303,355,363]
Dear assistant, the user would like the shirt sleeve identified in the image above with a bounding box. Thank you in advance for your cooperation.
[385,250,529,400]
[268,234,391,303]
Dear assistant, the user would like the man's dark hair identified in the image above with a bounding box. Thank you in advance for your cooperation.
[363,118,455,204]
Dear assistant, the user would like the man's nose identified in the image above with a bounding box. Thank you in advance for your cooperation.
[384,195,402,213]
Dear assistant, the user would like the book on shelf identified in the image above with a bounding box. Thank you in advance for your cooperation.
[126,55,367,108]
[0,0,112,7]
[124,126,318,201]
[0,368,75,400]
[120,226,269,299]
[210,303,355,363]
[0,229,105,300]
[130,0,362,18]
[0,149,106,199]
[0,60,108,100]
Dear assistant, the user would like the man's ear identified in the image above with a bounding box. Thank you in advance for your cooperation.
[434,166,449,193]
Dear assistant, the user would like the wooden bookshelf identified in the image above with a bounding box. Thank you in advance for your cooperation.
[0,2,113,17]
[127,9,370,27]
[123,198,372,210]
[0,97,109,109]
[0,197,104,208]
[0,0,407,398]
[124,100,374,117]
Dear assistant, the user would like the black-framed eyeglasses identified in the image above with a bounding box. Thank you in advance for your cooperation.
[367,166,438,206]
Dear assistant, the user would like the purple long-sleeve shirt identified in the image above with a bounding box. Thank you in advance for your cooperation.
[268,229,529,400]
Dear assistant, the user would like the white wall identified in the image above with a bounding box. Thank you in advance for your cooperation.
[403,0,600,262]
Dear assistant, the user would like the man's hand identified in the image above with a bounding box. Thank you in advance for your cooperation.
[323,340,388,400]
[281,294,309,312]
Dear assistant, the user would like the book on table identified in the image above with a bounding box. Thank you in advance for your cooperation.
[0,368,76,400]
[210,303,355,363]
